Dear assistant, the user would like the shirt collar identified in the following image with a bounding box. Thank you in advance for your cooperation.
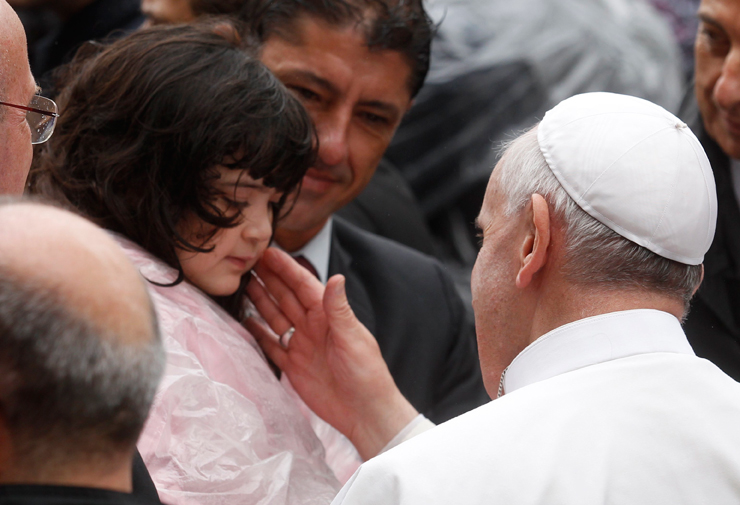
[288,218,333,285]
[502,309,695,395]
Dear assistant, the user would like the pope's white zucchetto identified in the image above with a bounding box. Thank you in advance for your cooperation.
[537,92,717,265]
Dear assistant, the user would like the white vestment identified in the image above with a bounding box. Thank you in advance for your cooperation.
[332,309,740,505]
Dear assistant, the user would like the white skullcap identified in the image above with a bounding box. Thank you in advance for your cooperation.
[537,92,717,265]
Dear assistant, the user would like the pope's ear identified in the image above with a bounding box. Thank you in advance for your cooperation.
[516,194,550,288]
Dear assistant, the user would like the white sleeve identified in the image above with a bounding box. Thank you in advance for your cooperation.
[379,414,435,454]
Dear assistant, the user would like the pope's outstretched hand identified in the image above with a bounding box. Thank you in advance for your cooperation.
[244,247,418,460]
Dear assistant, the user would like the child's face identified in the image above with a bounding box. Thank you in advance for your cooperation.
[176,166,281,296]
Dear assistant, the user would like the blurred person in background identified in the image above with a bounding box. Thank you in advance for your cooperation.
[648,0,702,78]
[382,0,684,300]
[8,0,144,94]
[677,0,740,381]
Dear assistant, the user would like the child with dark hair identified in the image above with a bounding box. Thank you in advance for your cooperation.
[32,21,363,505]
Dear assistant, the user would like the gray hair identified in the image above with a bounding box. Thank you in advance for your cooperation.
[0,267,165,470]
[496,125,703,312]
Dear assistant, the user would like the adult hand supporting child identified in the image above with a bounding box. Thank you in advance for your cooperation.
[245,247,418,461]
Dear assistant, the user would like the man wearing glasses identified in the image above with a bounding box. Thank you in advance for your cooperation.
[0,0,57,194]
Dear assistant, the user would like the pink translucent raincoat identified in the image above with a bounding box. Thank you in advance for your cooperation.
[117,237,362,505]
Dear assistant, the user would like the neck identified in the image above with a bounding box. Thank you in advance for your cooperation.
[530,284,684,345]
[0,451,134,493]
[274,219,328,252]
[486,284,685,397]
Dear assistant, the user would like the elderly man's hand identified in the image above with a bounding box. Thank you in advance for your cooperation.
[245,247,418,460]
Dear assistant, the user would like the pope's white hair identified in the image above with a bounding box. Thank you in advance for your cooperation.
[495,125,703,312]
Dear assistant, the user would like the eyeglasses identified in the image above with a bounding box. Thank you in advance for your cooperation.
[0,95,60,144]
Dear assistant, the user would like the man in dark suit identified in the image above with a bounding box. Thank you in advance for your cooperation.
[678,0,740,381]
[255,0,489,423]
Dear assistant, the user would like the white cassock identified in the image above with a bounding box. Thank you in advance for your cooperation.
[332,309,740,505]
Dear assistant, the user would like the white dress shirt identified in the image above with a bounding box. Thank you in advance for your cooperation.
[289,218,333,285]
[333,309,740,505]
[501,309,694,395]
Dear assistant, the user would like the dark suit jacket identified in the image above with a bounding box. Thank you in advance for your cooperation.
[0,483,150,505]
[337,159,436,257]
[30,0,144,95]
[132,451,161,505]
[680,96,740,381]
[330,217,489,423]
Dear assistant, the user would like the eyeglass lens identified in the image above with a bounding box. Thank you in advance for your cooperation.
[27,95,58,145]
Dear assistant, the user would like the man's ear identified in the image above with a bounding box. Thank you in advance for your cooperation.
[516,194,550,289]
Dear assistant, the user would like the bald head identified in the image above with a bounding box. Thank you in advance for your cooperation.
[0,200,164,489]
[0,0,36,193]
[0,201,155,343]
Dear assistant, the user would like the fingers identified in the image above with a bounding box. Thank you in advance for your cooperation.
[324,275,362,334]
[261,248,325,309]
[253,263,313,331]
[243,317,288,369]
[246,271,295,335]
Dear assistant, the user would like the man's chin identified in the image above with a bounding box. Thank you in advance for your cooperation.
[279,196,335,233]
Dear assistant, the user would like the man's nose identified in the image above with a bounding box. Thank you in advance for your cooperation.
[715,48,740,111]
[316,109,351,167]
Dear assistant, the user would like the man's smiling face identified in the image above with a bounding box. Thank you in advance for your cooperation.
[260,15,413,250]
[695,0,740,158]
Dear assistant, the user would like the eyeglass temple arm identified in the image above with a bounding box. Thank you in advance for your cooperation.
[0,101,60,117]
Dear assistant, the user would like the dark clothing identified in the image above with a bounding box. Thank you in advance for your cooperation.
[679,95,740,381]
[29,0,143,93]
[0,484,153,505]
[132,451,159,505]
[337,160,436,257]
[330,217,489,423]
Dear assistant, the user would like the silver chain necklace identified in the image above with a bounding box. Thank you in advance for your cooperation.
[497,366,509,398]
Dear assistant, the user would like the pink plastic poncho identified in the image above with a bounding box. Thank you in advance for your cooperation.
[117,237,362,505]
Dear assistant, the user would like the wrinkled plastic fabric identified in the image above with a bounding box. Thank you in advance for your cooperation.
[386,0,685,217]
[116,237,362,505]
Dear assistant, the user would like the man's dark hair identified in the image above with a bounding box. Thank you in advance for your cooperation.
[0,268,164,471]
[31,21,315,318]
[201,0,433,98]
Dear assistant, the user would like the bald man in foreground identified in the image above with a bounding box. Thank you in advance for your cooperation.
[248,92,740,504]
[0,201,165,502]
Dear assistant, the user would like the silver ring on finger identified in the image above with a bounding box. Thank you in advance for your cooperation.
[280,326,295,348]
